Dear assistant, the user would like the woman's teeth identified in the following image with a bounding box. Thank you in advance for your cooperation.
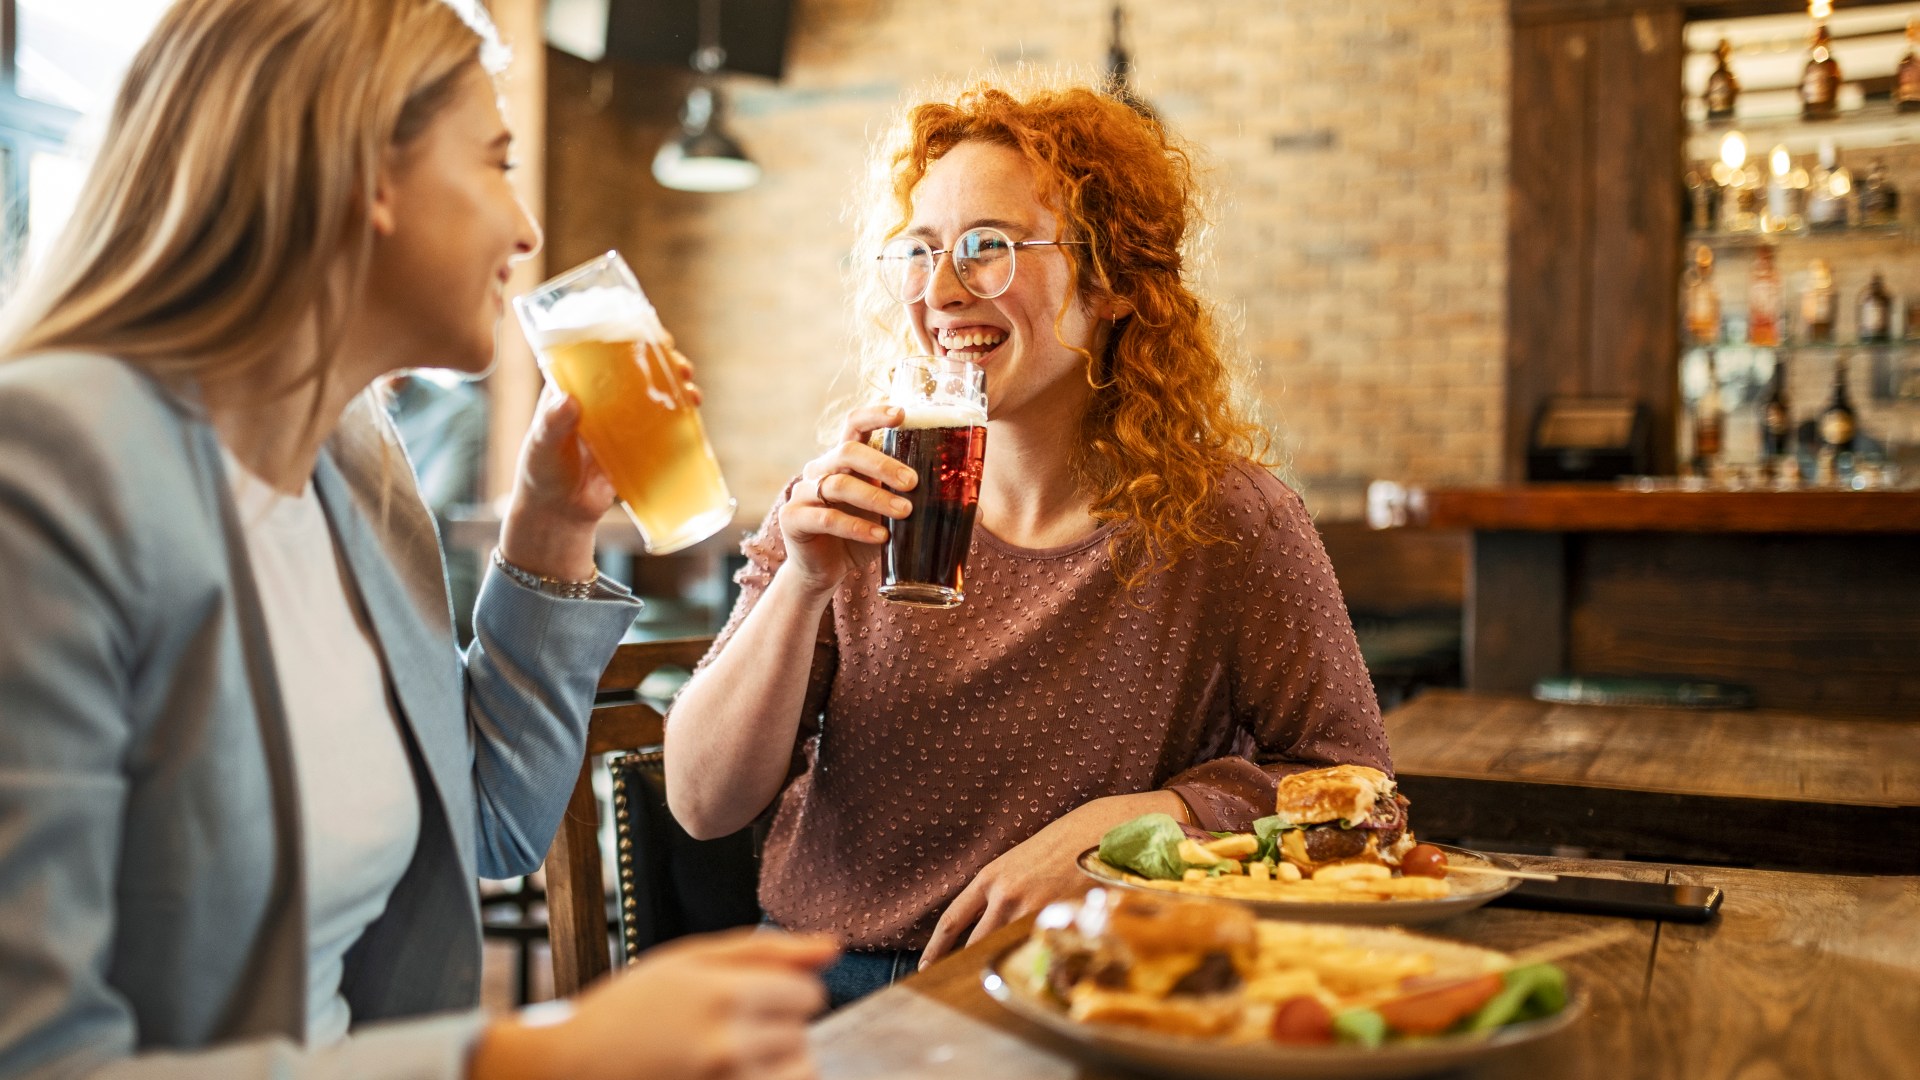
[939,330,1006,356]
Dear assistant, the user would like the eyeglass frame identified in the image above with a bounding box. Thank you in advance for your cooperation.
[875,225,1090,305]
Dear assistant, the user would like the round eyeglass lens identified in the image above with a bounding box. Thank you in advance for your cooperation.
[879,237,934,304]
[954,228,1016,299]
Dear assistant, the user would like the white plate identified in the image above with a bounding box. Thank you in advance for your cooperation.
[981,933,1585,1080]
[1075,843,1520,926]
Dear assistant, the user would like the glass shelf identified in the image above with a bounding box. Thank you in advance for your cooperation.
[1679,342,1920,402]
[1684,338,1916,349]
[1686,99,1920,159]
[1687,224,1910,249]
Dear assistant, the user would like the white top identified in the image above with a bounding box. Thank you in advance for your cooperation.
[223,448,422,1045]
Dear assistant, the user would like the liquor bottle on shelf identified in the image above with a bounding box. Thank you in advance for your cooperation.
[1806,139,1853,231]
[1706,38,1740,122]
[1900,19,1920,112]
[1856,160,1899,227]
[1685,167,1720,233]
[1693,349,1726,477]
[1714,132,1759,233]
[1749,245,1782,347]
[1738,159,1767,233]
[1819,356,1858,456]
[1802,259,1837,344]
[1761,357,1794,480]
[1762,145,1806,234]
[1801,22,1842,120]
[1685,245,1721,345]
[1859,271,1892,344]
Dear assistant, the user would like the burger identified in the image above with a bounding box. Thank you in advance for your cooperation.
[1032,889,1259,1038]
[1270,765,1415,872]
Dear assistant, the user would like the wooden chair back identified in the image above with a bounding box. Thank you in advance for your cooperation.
[544,635,714,997]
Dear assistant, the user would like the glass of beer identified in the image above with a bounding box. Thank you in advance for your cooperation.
[513,252,735,554]
[878,356,987,608]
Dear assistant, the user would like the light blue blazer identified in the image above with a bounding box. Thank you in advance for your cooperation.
[0,354,641,1078]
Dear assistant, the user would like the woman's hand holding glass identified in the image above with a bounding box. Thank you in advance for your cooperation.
[777,405,917,598]
[497,346,703,583]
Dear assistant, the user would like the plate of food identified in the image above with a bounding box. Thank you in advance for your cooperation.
[1079,766,1523,925]
[983,888,1582,1080]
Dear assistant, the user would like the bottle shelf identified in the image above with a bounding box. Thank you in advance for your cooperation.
[1785,340,1910,351]
[1686,224,1909,249]
[1680,342,1920,403]
[1687,98,1920,159]
[1685,338,1916,350]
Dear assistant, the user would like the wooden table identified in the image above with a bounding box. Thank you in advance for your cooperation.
[811,857,1920,1079]
[1385,690,1920,874]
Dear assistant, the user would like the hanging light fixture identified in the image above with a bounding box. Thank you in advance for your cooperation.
[1104,4,1157,119]
[652,0,760,193]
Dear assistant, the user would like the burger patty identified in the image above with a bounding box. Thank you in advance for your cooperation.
[1301,793,1410,863]
[1302,825,1369,863]
[1169,952,1241,997]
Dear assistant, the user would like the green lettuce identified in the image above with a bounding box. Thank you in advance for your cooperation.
[1460,963,1568,1033]
[1251,814,1298,862]
[1097,813,1191,880]
[1332,1008,1387,1047]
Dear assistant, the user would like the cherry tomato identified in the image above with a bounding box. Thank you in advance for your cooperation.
[1270,995,1335,1044]
[1401,843,1449,879]
[1375,973,1504,1035]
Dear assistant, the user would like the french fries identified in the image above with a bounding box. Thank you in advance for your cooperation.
[1123,866,1451,903]
[1203,834,1262,860]
[1313,863,1391,884]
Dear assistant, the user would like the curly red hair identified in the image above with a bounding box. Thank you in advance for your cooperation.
[852,77,1271,587]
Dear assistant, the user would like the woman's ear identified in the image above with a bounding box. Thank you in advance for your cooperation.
[369,158,399,238]
[1105,297,1134,322]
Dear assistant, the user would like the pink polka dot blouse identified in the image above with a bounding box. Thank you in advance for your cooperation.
[693,460,1388,951]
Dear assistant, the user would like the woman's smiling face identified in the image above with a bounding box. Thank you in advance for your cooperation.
[903,140,1109,424]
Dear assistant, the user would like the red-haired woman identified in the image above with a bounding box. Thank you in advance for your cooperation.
[668,78,1388,1005]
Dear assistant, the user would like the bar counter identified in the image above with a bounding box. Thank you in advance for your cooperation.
[1417,484,1920,534]
[1400,484,1920,716]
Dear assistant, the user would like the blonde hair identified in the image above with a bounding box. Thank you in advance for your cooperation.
[846,73,1272,588]
[0,0,504,413]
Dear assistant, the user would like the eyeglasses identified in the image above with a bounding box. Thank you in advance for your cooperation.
[875,226,1088,305]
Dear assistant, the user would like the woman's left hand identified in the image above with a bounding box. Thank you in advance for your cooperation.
[918,790,1191,969]
[498,349,703,582]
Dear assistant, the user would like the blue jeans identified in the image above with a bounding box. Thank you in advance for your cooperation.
[819,947,924,1009]
[764,916,921,1009]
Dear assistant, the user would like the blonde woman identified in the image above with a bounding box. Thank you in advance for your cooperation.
[0,1,831,1078]
[668,79,1386,1006]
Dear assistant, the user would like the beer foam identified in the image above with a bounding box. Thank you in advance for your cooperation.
[898,402,987,429]
[526,285,667,349]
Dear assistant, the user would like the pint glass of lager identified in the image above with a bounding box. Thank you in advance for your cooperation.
[878,356,987,608]
[512,252,735,554]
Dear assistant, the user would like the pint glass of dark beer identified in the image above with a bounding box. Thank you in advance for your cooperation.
[878,356,987,608]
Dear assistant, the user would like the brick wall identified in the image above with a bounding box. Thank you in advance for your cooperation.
[545,0,1511,523]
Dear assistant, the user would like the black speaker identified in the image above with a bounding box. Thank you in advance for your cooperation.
[606,0,794,81]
